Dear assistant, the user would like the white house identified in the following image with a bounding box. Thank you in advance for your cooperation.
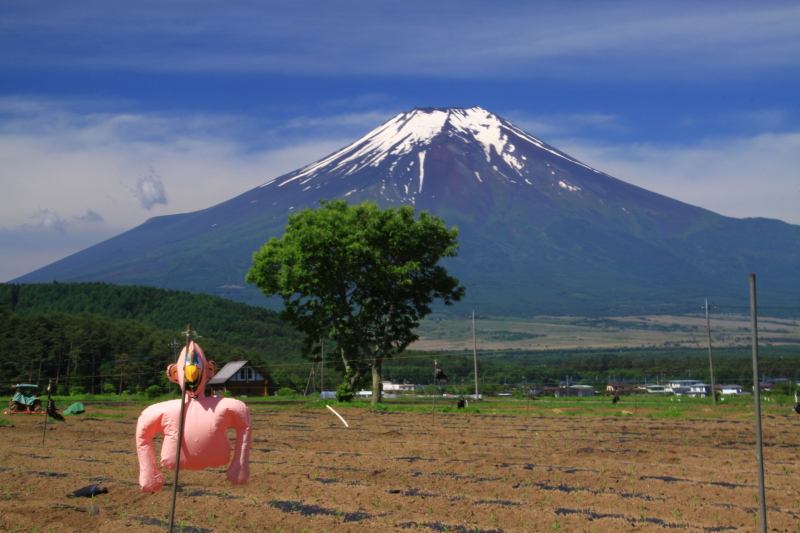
[382,381,414,392]
[666,380,703,396]
[687,383,712,398]
[720,384,744,395]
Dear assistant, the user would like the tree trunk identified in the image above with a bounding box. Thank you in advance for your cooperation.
[370,358,383,406]
[336,346,369,402]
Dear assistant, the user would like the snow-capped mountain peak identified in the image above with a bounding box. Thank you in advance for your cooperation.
[269,107,600,195]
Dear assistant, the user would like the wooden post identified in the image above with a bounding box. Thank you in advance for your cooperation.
[304,365,315,397]
[705,299,717,406]
[320,339,324,396]
[472,311,479,399]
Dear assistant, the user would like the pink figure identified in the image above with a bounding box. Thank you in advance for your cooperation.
[135,341,252,493]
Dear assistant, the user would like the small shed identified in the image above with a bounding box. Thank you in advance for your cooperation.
[207,361,270,397]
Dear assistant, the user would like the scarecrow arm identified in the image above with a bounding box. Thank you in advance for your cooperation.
[136,406,165,492]
[226,402,252,485]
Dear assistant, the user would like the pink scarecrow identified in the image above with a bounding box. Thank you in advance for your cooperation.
[135,341,252,492]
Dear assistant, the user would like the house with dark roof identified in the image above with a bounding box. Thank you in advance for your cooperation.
[555,385,596,398]
[207,361,270,397]
[605,382,632,395]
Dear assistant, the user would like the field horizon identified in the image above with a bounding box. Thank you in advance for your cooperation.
[411,313,800,352]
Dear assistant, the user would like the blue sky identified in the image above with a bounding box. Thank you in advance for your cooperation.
[2,0,799,282]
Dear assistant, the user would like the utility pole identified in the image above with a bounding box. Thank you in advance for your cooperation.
[750,275,767,532]
[472,310,479,399]
[169,339,181,362]
[704,299,717,405]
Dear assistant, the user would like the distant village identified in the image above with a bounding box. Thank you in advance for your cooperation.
[206,360,768,400]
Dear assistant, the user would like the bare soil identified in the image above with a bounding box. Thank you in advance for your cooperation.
[2,402,800,532]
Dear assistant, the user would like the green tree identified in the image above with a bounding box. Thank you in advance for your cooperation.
[246,199,465,405]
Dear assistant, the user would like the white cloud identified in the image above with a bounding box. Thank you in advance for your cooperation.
[2,97,798,283]
[554,132,800,225]
[134,168,168,210]
[0,97,371,281]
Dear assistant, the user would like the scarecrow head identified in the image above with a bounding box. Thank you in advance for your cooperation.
[166,341,217,398]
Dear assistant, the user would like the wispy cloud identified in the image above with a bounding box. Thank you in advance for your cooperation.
[3,2,799,79]
[74,209,104,223]
[20,209,68,233]
[2,94,798,282]
[555,132,800,225]
[0,97,371,280]
[17,207,105,234]
[504,112,625,138]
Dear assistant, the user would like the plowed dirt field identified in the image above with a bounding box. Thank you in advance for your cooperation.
[1,402,799,532]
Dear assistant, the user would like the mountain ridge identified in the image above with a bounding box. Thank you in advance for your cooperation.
[12,107,800,316]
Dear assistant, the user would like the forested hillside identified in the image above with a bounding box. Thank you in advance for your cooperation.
[0,305,260,394]
[0,282,317,395]
[0,282,300,350]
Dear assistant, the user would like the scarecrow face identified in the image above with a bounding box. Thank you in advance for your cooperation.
[166,341,217,397]
[183,347,203,391]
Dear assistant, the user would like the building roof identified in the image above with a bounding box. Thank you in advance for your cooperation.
[208,361,248,385]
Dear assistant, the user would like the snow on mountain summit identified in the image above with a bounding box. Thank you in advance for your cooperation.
[271,107,601,193]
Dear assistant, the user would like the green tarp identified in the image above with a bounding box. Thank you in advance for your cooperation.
[12,391,37,406]
[63,402,85,415]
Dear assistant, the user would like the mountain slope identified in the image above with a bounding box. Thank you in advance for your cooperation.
[12,107,800,315]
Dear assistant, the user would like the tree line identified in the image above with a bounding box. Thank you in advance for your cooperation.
[3,280,796,398]
[0,304,270,395]
[0,282,301,351]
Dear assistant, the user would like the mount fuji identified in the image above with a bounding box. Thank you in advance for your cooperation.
[11,107,800,315]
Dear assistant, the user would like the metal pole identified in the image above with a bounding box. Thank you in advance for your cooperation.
[750,275,767,532]
[168,325,193,533]
[472,311,479,399]
[705,299,717,406]
[320,339,324,396]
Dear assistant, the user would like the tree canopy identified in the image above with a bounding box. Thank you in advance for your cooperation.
[246,199,465,403]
